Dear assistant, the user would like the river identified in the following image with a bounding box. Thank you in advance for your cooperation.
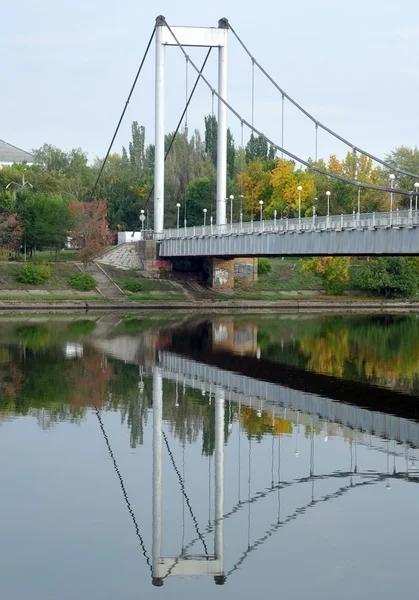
[1,313,418,599]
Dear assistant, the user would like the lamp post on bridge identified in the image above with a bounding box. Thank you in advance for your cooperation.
[203,208,207,230]
[326,190,331,229]
[414,182,419,214]
[297,185,302,221]
[176,203,181,234]
[229,194,234,231]
[239,194,244,228]
[259,200,264,227]
[140,209,145,237]
[389,174,395,224]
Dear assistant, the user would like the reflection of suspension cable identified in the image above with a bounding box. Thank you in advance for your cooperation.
[238,398,242,505]
[208,453,212,527]
[162,430,208,555]
[277,426,281,524]
[310,417,315,503]
[182,443,185,551]
[295,412,300,458]
[248,434,252,550]
[226,474,382,580]
[271,409,275,488]
[94,407,152,572]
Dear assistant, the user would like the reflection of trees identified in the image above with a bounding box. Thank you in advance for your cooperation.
[257,315,419,394]
[240,407,292,441]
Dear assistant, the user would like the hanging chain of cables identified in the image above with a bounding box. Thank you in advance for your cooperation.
[228,23,419,180]
[162,18,413,197]
[89,27,156,201]
[94,407,152,572]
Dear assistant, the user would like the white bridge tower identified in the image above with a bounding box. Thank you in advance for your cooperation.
[154,16,229,238]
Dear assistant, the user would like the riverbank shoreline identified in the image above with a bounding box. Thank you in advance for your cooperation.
[1,298,419,313]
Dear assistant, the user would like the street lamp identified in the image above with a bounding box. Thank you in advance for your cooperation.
[297,185,302,220]
[6,169,33,192]
[259,200,264,223]
[239,194,244,226]
[389,174,395,220]
[203,208,207,227]
[229,194,234,230]
[414,182,419,213]
[326,191,331,217]
[176,203,181,231]
[140,209,145,236]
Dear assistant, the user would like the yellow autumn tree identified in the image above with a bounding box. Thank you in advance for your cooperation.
[268,159,316,218]
[301,256,351,295]
[237,160,271,218]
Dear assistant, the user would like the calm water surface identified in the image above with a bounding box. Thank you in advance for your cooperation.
[1,313,419,599]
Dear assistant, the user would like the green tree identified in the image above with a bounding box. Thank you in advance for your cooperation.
[352,257,417,298]
[129,121,146,177]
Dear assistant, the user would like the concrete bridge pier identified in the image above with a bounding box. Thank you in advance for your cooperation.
[210,257,258,289]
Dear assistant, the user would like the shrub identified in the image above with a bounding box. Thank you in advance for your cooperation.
[69,273,96,291]
[17,262,51,285]
[124,279,144,293]
[258,258,272,275]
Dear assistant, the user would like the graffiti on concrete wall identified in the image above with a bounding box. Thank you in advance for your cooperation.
[214,268,229,286]
[234,262,254,279]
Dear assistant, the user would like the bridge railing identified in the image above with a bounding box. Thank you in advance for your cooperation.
[161,209,419,240]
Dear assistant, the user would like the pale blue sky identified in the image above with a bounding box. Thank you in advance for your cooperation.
[2,0,419,164]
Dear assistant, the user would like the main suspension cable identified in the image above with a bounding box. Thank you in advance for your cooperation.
[163,18,412,197]
[228,22,419,180]
[90,26,156,201]
[131,47,212,235]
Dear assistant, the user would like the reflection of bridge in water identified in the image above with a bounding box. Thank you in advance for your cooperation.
[91,324,419,448]
[147,363,419,587]
[90,325,419,586]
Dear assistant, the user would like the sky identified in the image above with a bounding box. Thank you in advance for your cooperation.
[2,0,419,165]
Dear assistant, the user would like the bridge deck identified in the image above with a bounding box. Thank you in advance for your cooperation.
[159,210,419,257]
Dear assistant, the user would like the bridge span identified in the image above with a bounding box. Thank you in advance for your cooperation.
[159,210,419,258]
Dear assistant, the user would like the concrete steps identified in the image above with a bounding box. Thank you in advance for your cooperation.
[84,263,125,299]
[99,243,141,270]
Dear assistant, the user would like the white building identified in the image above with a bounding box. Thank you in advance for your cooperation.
[0,139,34,168]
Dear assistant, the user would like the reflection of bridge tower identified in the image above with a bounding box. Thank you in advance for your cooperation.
[152,368,225,586]
[212,319,258,356]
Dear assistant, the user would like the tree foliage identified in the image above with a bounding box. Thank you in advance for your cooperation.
[69,200,114,269]
[352,258,418,298]
[302,257,350,295]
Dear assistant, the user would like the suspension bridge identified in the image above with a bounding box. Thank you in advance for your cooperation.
[95,16,419,287]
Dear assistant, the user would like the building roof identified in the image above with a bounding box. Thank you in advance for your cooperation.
[0,139,34,164]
